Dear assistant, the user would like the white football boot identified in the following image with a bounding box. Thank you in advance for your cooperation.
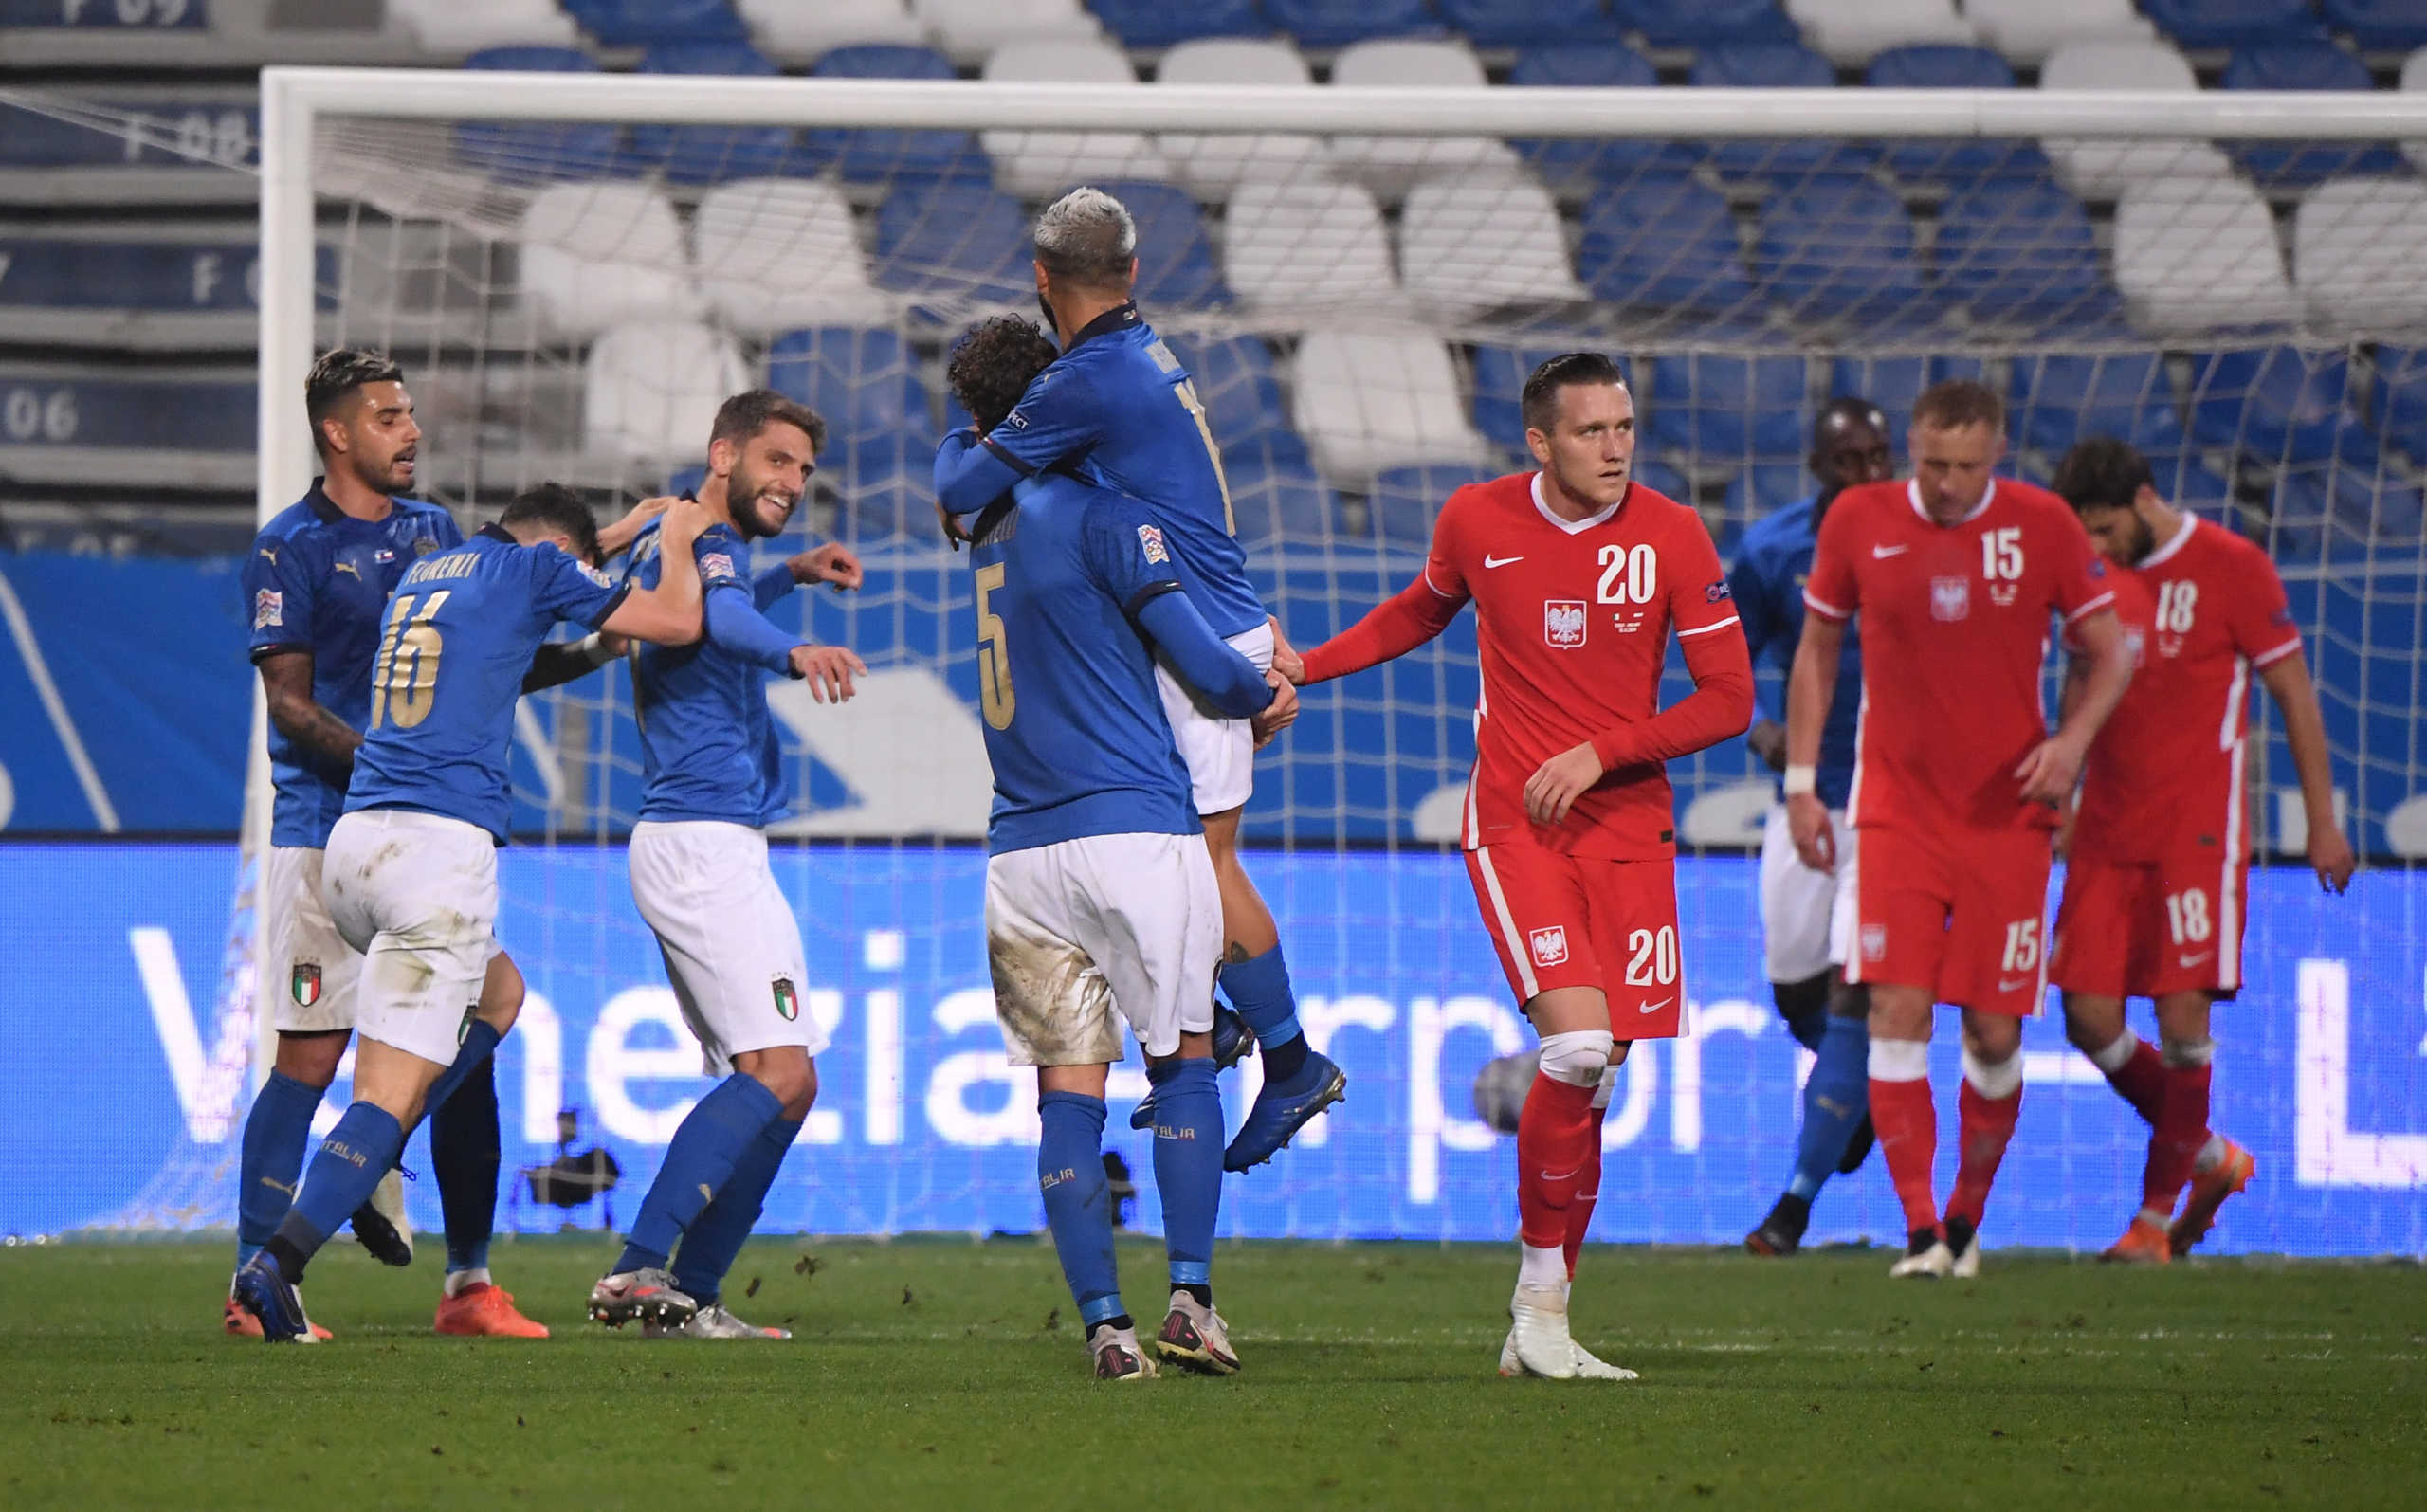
[1889,1229,1955,1279]
[1499,1325,1638,1381]
[1153,1290,1239,1375]
[588,1267,698,1327]
[644,1301,791,1339]
[1086,1321,1158,1380]
[1506,1284,1579,1379]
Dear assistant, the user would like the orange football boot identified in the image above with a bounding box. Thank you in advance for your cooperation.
[2098,1215,2171,1265]
[225,1292,331,1340]
[2168,1139,2255,1257]
[434,1282,551,1338]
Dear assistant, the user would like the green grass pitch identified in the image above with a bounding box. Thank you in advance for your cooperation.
[3,1237,2420,1510]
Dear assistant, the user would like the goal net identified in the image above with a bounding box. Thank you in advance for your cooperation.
[133,70,2427,1254]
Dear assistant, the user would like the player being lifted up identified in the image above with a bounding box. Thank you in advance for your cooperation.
[2048,438,2354,1263]
[1788,380,2134,1280]
[1285,354,1753,1379]
[946,317,1296,1379]
[234,486,711,1341]
[1730,398,1894,1258]
[932,187,1343,1170]
[588,392,867,1339]
[234,350,656,1340]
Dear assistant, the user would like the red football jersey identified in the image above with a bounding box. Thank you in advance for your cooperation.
[1804,477,2114,834]
[2068,515,2302,865]
[1422,472,1743,859]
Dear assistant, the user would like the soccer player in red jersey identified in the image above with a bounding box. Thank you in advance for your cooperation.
[1280,354,1752,1377]
[1786,380,2136,1279]
[2048,438,2355,1263]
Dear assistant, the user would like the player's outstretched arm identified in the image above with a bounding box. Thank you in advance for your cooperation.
[1784,610,1846,870]
[1293,574,1466,684]
[521,635,623,694]
[257,650,362,778]
[2258,650,2357,892]
[597,495,674,559]
[758,544,863,607]
[2018,606,2131,807]
[1588,616,1754,771]
[1135,590,1275,720]
[601,500,707,646]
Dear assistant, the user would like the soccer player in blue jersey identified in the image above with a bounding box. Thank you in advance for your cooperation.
[587,390,867,1339]
[1730,398,1894,1257]
[932,188,1342,1171]
[232,485,711,1342]
[947,317,1297,1379]
[233,350,661,1339]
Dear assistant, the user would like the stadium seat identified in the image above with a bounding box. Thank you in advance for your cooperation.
[1437,0,1623,47]
[2040,40,2229,201]
[1154,38,1324,203]
[2221,46,2410,187]
[1576,174,1756,317]
[2112,176,2299,335]
[1290,330,1492,486]
[1866,46,2044,181]
[2272,462,2427,562]
[1086,0,1264,49]
[1096,179,1229,309]
[2296,178,2427,334]
[630,42,802,184]
[734,0,926,61]
[1692,43,1872,179]
[1648,354,1812,465]
[801,46,990,183]
[2367,344,2427,455]
[1750,175,1924,323]
[1398,168,1587,322]
[1506,44,1697,189]
[1265,0,1435,49]
[2323,0,2427,50]
[2142,0,2326,49]
[1223,181,1403,323]
[981,39,1169,198]
[872,178,1035,306]
[1609,0,1799,47]
[1724,464,1814,526]
[1160,335,1294,450]
[766,327,936,481]
[693,180,899,332]
[2007,352,2187,459]
[1828,354,1984,428]
[585,320,750,459]
[1372,465,1495,546]
[915,0,1099,65]
[455,47,629,181]
[1224,452,1339,549]
[2188,348,2363,465]
[832,475,927,543]
[1785,0,1975,67]
[1934,177,2116,325]
[1326,40,1520,199]
[1966,0,2155,63]
[388,0,579,52]
[1471,344,1613,456]
[563,0,749,47]
[517,183,703,338]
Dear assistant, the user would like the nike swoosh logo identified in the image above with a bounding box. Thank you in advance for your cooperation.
[2179,952,2214,969]
[1635,997,1673,1015]
[1871,544,1909,558]
[1539,1167,1580,1183]
[1997,977,2031,993]
[1484,555,1524,569]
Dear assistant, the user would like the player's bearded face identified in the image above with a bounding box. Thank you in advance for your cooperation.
[1908,420,2000,523]
[2080,504,2153,567]
[340,381,418,494]
[1535,382,1636,510]
[726,425,813,540]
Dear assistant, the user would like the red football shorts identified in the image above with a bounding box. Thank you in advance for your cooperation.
[2051,851,2248,1001]
[1464,841,1685,1040]
[1846,824,2053,1017]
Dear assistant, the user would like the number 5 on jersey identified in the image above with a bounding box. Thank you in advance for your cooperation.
[369,590,449,730]
[975,562,1014,730]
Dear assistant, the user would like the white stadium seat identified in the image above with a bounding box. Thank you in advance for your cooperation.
[1785,0,1975,67]
[1326,39,1519,200]
[1291,329,1492,486]
[1223,180,1404,325]
[2295,178,2427,336]
[1155,38,1324,203]
[692,179,900,333]
[980,38,1170,199]
[735,0,927,61]
[585,320,751,460]
[2400,49,2427,176]
[517,183,703,340]
[1398,168,1586,322]
[387,0,579,53]
[1966,0,2155,67]
[915,0,1099,67]
[2041,41,2231,201]
[2113,176,2298,335]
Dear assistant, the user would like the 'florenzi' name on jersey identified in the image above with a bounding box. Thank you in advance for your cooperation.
[244,482,462,848]
[969,472,1202,857]
[1427,472,1742,860]
[1804,478,2113,835]
[1728,492,1863,810]
[2069,515,2302,865]
[345,526,630,843]
[625,519,799,829]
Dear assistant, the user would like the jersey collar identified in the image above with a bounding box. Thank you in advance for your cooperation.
[2138,510,2199,568]
[304,478,344,523]
[1531,471,1623,535]
[1907,476,1996,527]
[1066,301,1141,351]
[476,522,515,544]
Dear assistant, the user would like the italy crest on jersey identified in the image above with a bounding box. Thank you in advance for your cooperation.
[1929,576,1970,623]
[290,962,321,1008]
[773,976,799,1021]
[1544,600,1587,649]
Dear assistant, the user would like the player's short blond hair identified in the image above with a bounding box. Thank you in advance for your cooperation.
[1033,187,1137,292]
[1911,378,2004,435]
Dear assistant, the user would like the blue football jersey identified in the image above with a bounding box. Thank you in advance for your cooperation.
[244,481,464,848]
[626,519,805,828]
[1727,493,1862,810]
[969,472,1202,856]
[941,302,1267,640]
[344,525,630,842]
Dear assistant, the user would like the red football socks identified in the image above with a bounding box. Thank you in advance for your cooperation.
[1516,1072,1600,1252]
[1946,1080,2023,1228]
[2144,1062,2214,1213]
[1561,1105,1609,1278]
[1868,1073,1941,1233]
[2105,1036,2167,1126]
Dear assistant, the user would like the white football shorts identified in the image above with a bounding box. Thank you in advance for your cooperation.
[1153,619,1274,816]
[628,820,827,1076]
[1758,803,1857,983]
[264,845,359,1034]
[984,830,1221,1067]
[321,809,502,1067]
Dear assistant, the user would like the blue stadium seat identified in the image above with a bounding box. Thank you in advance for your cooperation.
[630,43,802,183]
[2221,46,2409,185]
[2321,0,2427,50]
[765,327,937,481]
[832,476,929,544]
[1507,45,1700,187]
[1633,459,1692,502]
[1610,0,1799,46]
[1470,344,1601,457]
[1439,0,1622,46]
[2272,463,2427,563]
[1227,454,1341,549]
[2369,345,2427,456]
[1160,335,1293,450]
[1648,354,1811,463]
[1692,44,1873,179]
[2008,353,2187,459]
[1372,465,1494,546]
[1865,46,2046,181]
[2188,347,2371,465]
[873,180,1034,305]
[1577,175,1756,315]
[562,0,748,47]
[1935,178,2119,325]
[1723,463,1811,524]
[1751,175,1923,320]
[456,48,629,180]
[1093,180,1229,309]
[1827,354,1984,428]
[2141,0,2327,48]
[2162,455,2240,521]
[1264,0,1436,48]
[1086,0,1266,48]
[800,46,990,183]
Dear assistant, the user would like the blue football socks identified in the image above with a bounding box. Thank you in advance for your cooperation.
[429,1048,502,1278]
[1773,974,1831,1056]
[423,1019,501,1123]
[236,1070,323,1267]
[265,1102,405,1281]
[1037,1090,1124,1330]
[1789,1012,1871,1201]
[612,1072,783,1276]
[1147,1058,1223,1304]
[1219,944,1307,1082]
[672,1113,805,1305]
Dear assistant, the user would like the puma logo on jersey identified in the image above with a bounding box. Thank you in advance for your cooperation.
[1485,555,1524,569]
[1871,543,1909,558]
[332,560,361,579]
